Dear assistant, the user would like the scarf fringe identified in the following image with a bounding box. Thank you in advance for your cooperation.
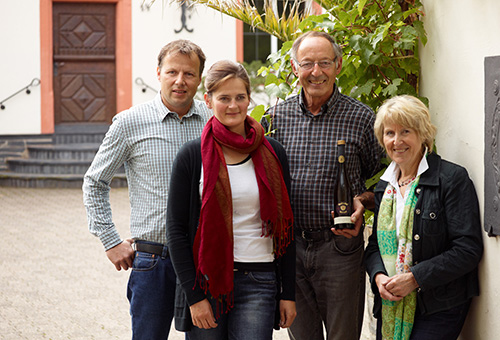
[194,270,234,318]
[262,218,294,258]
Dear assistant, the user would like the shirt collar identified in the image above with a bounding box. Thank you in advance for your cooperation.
[298,83,340,116]
[153,91,200,121]
[380,148,430,187]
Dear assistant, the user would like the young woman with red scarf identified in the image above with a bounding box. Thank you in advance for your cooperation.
[166,60,296,339]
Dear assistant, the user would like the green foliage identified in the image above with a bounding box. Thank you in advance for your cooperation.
[255,1,428,115]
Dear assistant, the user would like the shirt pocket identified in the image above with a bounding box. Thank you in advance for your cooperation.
[419,207,445,236]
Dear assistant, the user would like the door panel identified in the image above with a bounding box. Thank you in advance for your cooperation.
[53,3,116,126]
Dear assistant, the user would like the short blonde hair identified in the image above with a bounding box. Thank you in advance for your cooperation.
[374,95,437,152]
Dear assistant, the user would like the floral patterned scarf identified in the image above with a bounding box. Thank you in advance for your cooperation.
[377,177,419,340]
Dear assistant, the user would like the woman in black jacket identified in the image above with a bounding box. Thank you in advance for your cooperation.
[166,60,296,340]
[365,95,483,340]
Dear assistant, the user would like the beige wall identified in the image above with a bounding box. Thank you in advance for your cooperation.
[420,1,500,338]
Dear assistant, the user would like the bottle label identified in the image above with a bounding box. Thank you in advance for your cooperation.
[336,202,351,216]
[338,155,345,163]
[334,202,353,226]
[334,216,353,224]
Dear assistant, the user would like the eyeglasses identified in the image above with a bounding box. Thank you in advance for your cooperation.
[295,58,337,71]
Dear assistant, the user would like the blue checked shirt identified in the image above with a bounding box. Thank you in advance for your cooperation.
[83,93,211,250]
[266,84,382,231]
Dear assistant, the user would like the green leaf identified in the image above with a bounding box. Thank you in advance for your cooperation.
[281,41,293,54]
[371,22,391,49]
[413,20,427,45]
[349,35,363,51]
[265,73,278,86]
[350,79,374,98]
[358,0,368,16]
[278,82,292,100]
[381,78,403,96]
[250,104,266,122]
[365,166,386,190]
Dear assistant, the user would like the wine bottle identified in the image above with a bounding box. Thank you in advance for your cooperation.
[333,140,354,230]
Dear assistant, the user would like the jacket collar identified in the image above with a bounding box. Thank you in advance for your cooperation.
[417,152,441,187]
[375,152,441,193]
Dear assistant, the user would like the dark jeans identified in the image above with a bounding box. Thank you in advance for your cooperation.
[289,233,365,340]
[127,241,176,340]
[188,270,277,340]
[376,299,472,340]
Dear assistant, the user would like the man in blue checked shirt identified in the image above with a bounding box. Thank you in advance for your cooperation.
[265,31,383,340]
[83,40,211,340]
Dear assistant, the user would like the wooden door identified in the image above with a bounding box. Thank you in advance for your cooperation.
[53,3,116,126]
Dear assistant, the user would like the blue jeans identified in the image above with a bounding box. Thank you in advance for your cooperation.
[376,299,472,340]
[188,270,277,340]
[288,232,365,340]
[127,241,176,340]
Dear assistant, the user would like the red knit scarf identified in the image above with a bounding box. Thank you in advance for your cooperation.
[194,115,293,312]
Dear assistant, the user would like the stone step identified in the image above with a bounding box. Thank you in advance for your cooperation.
[54,133,106,145]
[4,158,121,175]
[0,172,127,188]
[0,129,118,188]
[27,143,100,161]
[53,123,109,144]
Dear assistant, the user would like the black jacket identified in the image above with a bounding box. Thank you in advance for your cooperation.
[365,152,483,317]
[166,136,296,331]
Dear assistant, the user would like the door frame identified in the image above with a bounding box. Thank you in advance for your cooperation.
[40,0,132,134]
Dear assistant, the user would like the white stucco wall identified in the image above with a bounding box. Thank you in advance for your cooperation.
[420,1,500,339]
[0,0,41,135]
[132,2,237,104]
[0,1,235,135]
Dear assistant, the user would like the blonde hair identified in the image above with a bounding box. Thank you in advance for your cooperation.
[374,95,437,152]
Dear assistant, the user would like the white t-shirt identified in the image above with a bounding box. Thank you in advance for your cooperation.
[200,157,274,263]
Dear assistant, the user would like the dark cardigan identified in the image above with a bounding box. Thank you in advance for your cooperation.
[166,136,296,331]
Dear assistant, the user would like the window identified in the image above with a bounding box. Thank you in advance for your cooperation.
[243,0,306,63]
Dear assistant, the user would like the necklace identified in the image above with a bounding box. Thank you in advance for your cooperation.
[398,176,416,187]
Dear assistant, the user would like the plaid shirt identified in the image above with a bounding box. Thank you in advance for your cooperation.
[266,84,382,231]
[83,93,211,250]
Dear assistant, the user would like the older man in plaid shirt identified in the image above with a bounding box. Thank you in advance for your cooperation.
[266,31,382,340]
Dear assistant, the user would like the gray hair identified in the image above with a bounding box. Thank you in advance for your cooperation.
[291,31,342,63]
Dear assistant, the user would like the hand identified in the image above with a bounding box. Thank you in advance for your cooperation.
[375,273,402,302]
[279,300,296,328]
[384,272,419,298]
[330,196,364,239]
[190,299,217,329]
[106,239,135,271]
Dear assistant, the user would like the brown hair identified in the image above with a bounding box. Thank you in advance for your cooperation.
[157,40,206,75]
[204,60,251,97]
